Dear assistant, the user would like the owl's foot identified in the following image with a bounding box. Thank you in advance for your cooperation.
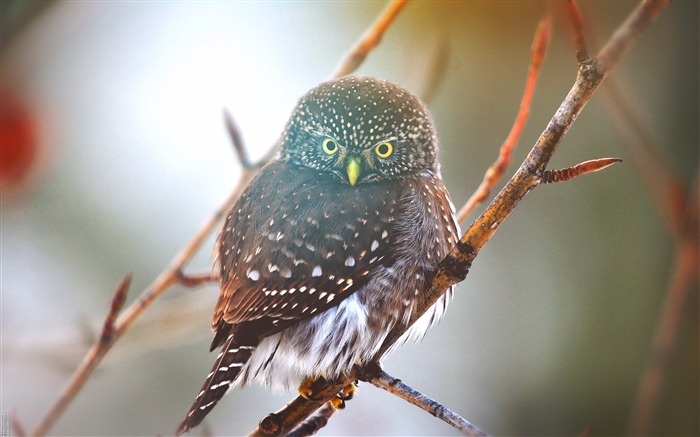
[298,377,358,410]
[298,376,331,401]
[330,382,357,410]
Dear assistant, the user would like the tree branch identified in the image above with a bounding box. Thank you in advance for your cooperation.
[29,129,256,437]
[457,15,551,223]
[627,176,699,435]
[368,367,488,437]
[249,1,670,435]
[286,403,336,437]
[30,274,132,436]
[330,0,408,79]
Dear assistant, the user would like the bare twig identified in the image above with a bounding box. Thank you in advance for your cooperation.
[224,108,257,169]
[584,2,695,432]
[540,158,622,184]
[368,368,489,437]
[602,79,686,240]
[330,0,408,79]
[10,409,26,437]
[249,1,670,435]
[568,0,591,64]
[416,38,450,105]
[628,177,699,435]
[30,274,132,436]
[100,274,131,343]
[456,16,551,223]
[177,270,217,288]
[30,137,256,437]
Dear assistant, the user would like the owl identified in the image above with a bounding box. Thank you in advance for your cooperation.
[177,76,459,435]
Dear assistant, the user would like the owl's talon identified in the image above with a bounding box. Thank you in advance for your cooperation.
[330,382,357,410]
[330,396,346,410]
[298,376,331,401]
[338,381,357,401]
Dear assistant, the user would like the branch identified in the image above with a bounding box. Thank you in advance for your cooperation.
[249,1,670,434]
[29,126,257,437]
[456,15,551,223]
[601,79,687,240]
[627,176,699,435]
[286,403,336,437]
[567,0,591,64]
[224,108,258,169]
[11,410,26,437]
[330,0,408,79]
[366,366,488,437]
[30,274,132,436]
[177,270,218,288]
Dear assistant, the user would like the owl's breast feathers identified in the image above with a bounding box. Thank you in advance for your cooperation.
[213,160,404,342]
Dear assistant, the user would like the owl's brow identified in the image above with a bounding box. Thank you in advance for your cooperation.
[362,136,397,150]
[302,125,334,139]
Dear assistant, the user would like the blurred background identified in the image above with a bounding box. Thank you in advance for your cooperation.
[2,1,697,436]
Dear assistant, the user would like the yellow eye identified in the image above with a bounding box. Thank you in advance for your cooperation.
[374,142,393,158]
[322,138,339,155]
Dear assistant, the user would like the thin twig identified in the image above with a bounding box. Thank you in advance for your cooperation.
[224,108,256,169]
[456,16,551,223]
[369,368,489,437]
[568,0,591,64]
[30,274,132,436]
[416,38,450,105]
[627,177,699,435]
[628,236,698,435]
[30,138,256,437]
[249,1,670,434]
[540,158,622,184]
[11,409,26,437]
[100,274,131,343]
[177,270,217,288]
[330,0,408,79]
[601,79,686,240]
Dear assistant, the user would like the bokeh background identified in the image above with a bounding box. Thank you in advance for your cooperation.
[2,1,697,436]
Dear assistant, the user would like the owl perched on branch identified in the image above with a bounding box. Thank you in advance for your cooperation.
[177,76,459,435]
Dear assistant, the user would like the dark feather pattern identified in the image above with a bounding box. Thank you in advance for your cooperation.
[176,332,256,435]
[214,160,401,331]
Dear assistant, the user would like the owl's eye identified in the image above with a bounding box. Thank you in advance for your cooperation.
[322,138,339,155]
[374,142,393,159]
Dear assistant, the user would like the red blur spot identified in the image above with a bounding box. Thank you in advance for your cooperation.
[1,88,37,189]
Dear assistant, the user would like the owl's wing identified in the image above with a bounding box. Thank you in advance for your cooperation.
[212,161,401,340]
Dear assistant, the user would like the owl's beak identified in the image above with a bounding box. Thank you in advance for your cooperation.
[345,157,362,186]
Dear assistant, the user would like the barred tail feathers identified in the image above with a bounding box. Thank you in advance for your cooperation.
[176,335,256,435]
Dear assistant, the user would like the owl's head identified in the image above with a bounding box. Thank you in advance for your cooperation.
[279,76,439,186]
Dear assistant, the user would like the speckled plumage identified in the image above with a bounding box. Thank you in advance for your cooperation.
[177,76,459,435]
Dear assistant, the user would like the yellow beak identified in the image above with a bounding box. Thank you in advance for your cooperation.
[345,157,362,186]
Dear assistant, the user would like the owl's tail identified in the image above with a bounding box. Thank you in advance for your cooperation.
[176,332,257,435]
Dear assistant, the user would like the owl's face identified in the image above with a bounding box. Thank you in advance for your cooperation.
[279,76,439,186]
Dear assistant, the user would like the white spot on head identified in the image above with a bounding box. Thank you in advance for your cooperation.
[344,256,355,267]
[247,270,260,281]
[312,266,322,277]
[371,240,380,252]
